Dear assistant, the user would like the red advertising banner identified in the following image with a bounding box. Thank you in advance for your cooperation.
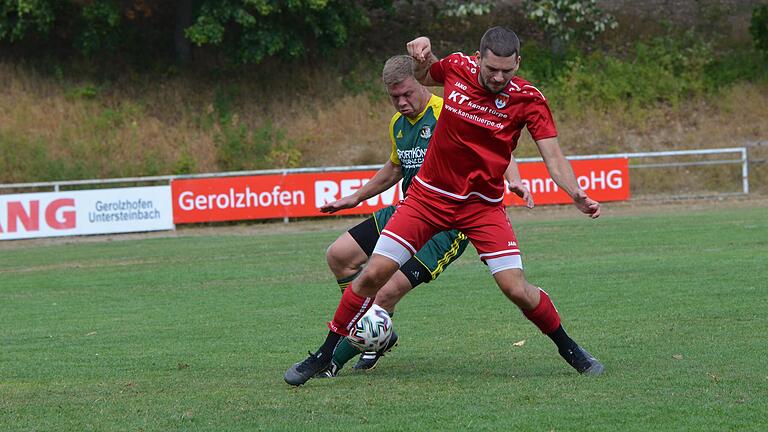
[171,158,629,224]
[172,172,403,224]
[505,158,630,206]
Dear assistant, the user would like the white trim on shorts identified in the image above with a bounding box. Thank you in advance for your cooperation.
[373,234,414,267]
[478,249,521,259]
[381,229,417,254]
[486,255,523,275]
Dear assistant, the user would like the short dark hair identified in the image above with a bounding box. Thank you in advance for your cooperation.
[479,26,520,58]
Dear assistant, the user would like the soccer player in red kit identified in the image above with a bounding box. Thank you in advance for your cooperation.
[285,27,604,386]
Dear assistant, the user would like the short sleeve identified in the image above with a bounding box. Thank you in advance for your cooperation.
[389,113,401,165]
[525,94,558,141]
[430,94,444,120]
[429,57,448,84]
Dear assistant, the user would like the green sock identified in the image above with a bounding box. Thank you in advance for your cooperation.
[332,337,363,368]
[336,271,360,293]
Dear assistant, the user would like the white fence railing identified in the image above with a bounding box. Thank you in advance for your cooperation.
[518,147,749,195]
[0,147,749,195]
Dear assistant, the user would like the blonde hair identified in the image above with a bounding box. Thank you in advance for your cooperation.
[382,55,415,87]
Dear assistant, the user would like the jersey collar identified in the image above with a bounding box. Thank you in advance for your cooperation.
[406,93,439,125]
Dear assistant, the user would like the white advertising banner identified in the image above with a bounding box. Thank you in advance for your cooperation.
[0,186,174,240]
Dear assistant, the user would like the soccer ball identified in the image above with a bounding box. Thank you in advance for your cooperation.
[346,304,393,351]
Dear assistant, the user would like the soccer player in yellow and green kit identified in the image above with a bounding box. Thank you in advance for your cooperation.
[314,54,533,379]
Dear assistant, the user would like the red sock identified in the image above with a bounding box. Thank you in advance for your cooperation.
[523,289,561,334]
[327,284,374,337]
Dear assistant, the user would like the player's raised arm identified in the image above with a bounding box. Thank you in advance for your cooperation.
[319,160,404,214]
[505,156,534,209]
[406,37,440,87]
[535,137,601,219]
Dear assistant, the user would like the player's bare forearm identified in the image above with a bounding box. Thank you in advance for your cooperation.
[504,156,523,185]
[319,161,403,213]
[536,137,601,218]
[536,138,579,198]
[504,156,534,208]
[414,54,439,86]
[355,161,403,202]
[406,37,440,87]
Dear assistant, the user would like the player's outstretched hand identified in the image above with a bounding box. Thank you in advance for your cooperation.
[319,196,359,214]
[407,37,432,63]
[508,180,534,209]
[573,191,601,219]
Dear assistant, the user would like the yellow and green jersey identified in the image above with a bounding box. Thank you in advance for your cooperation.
[389,94,443,196]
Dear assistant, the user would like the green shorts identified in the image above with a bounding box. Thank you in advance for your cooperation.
[373,205,469,281]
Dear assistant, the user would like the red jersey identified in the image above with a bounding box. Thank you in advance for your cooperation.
[415,52,558,203]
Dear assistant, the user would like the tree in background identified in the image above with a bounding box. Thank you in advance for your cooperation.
[186,0,387,64]
[0,1,189,63]
[751,4,768,55]
[0,0,60,43]
[438,0,493,18]
[0,0,389,65]
[523,0,617,54]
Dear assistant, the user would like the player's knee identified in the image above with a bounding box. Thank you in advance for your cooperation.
[374,287,403,311]
[326,241,356,274]
[495,269,531,305]
[502,281,526,301]
[358,269,388,287]
[355,268,391,296]
[325,242,343,271]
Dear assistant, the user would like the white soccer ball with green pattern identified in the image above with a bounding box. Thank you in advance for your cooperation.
[347,304,393,351]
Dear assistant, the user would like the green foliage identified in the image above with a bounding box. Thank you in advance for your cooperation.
[751,4,768,54]
[66,84,99,100]
[704,46,768,86]
[0,132,89,183]
[438,0,493,18]
[186,0,382,64]
[0,0,58,41]
[1,1,384,65]
[519,27,767,119]
[340,57,386,97]
[207,84,301,171]
[2,3,766,183]
[75,1,122,56]
[523,0,617,48]
[0,1,159,63]
[0,99,157,183]
[517,40,577,84]
[215,119,301,171]
[521,32,719,118]
[212,84,238,122]
[173,150,197,175]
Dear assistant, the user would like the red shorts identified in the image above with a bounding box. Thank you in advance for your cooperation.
[381,179,521,265]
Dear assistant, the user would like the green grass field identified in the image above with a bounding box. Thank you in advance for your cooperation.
[1,204,766,431]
